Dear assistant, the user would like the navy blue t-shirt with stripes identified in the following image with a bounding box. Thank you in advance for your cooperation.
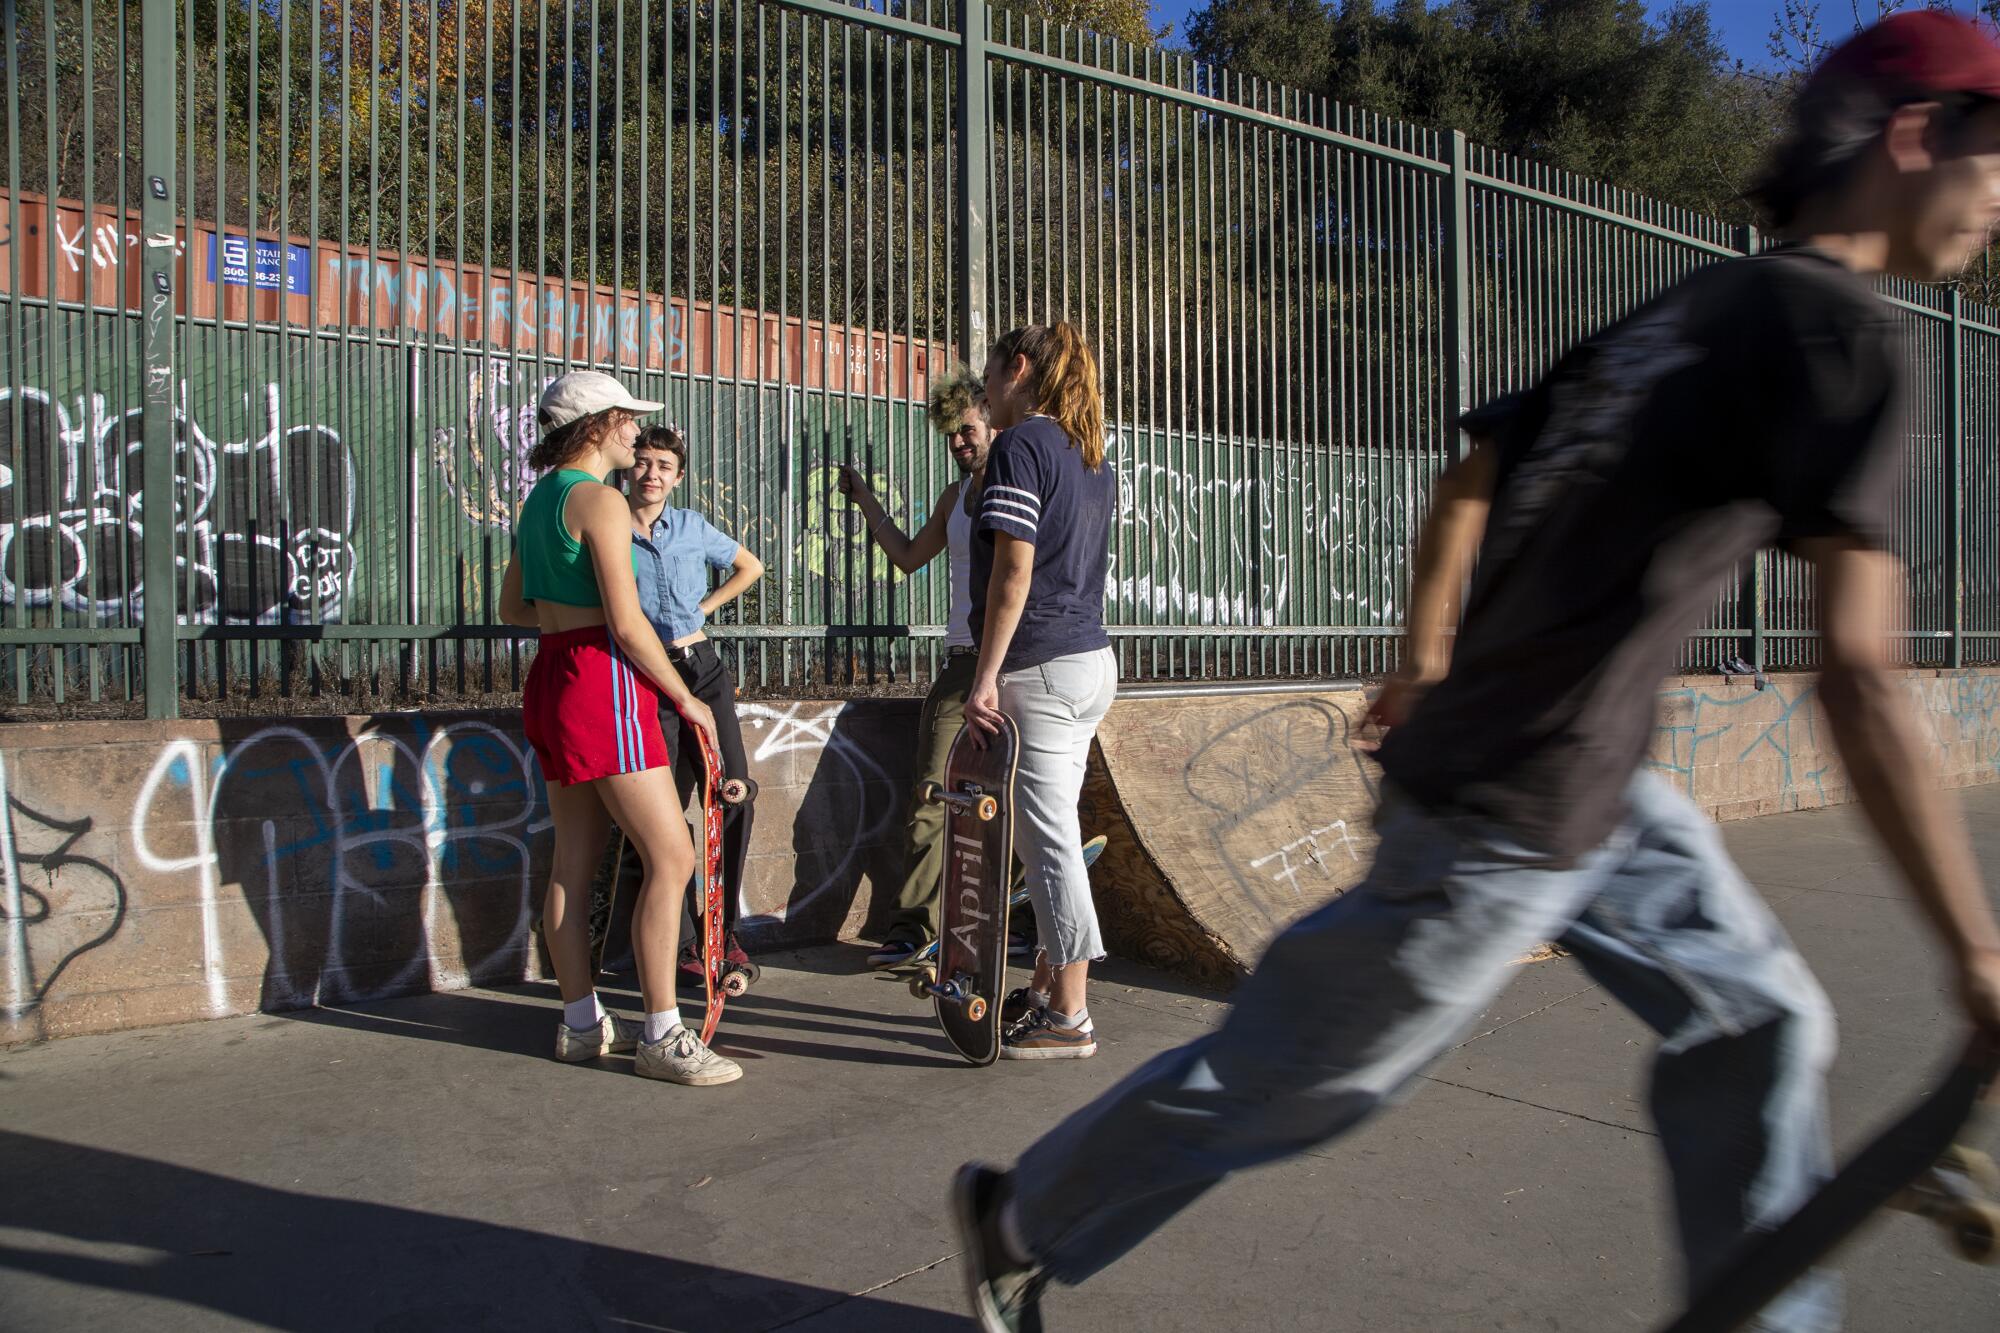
[970,414,1116,673]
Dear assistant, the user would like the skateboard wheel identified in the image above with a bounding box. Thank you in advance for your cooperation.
[965,996,988,1022]
[975,795,998,822]
[1952,1202,2000,1263]
[921,781,942,805]
[722,971,750,997]
[721,778,751,805]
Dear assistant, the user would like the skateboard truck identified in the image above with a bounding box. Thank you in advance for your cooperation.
[1893,1144,2000,1262]
[922,781,998,822]
[910,968,988,1022]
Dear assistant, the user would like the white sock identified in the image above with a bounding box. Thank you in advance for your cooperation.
[643,1007,683,1044]
[1048,1006,1091,1033]
[563,993,605,1032]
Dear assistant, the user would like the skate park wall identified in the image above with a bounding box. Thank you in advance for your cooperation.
[4,668,1999,1043]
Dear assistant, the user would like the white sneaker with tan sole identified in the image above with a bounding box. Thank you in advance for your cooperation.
[636,1025,743,1085]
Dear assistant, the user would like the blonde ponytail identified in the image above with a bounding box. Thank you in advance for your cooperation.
[989,322,1105,469]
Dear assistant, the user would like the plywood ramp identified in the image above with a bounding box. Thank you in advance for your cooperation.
[1081,690,1382,988]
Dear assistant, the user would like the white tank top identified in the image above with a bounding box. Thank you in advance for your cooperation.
[945,480,975,650]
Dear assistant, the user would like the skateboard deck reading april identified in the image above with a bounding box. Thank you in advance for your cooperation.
[910,711,1020,1065]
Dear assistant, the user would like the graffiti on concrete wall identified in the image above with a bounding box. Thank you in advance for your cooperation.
[1649,671,2000,813]
[0,754,127,1020]
[0,379,355,622]
[0,719,545,1029]
[736,701,899,931]
[0,698,912,1037]
[128,721,546,1013]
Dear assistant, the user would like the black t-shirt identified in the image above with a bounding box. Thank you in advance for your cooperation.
[970,415,1116,672]
[1378,248,1906,858]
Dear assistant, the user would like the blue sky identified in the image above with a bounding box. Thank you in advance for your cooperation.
[1148,0,1789,68]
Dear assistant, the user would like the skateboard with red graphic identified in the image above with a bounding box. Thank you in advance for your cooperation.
[555,736,751,1007]
[908,711,1019,1066]
[691,726,732,1044]
[1661,1035,2000,1332]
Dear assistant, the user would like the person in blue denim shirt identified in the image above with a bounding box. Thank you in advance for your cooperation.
[952,16,2000,1332]
[619,423,766,986]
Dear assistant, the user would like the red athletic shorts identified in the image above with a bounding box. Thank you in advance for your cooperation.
[523,627,672,785]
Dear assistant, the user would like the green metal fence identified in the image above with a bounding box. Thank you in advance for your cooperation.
[3,0,1997,718]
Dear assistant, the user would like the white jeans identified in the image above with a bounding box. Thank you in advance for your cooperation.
[999,647,1118,967]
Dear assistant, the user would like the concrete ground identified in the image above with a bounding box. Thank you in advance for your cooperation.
[4,789,2000,1332]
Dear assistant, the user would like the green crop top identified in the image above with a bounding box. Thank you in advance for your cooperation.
[516,469,631,607]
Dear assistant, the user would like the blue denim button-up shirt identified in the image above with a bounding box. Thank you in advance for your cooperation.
[631,507,740,643]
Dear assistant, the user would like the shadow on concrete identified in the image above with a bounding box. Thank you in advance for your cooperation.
[782,705,908,944]
[278,979,965,1070]
[0,1130,965,1331]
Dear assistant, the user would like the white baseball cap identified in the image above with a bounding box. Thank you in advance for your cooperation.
[536,370,666,432]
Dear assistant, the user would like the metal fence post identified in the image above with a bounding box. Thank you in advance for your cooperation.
[1740,221,1767,671]
[1948,289,1965,669]
[954,0,990,369]
[1443,131,1471,462]
[140,0,179,719]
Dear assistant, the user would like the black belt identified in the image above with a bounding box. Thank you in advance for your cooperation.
[947,645,977,658]
[666,641,705,663]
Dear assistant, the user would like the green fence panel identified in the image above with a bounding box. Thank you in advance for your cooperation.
[0,0,1995,715]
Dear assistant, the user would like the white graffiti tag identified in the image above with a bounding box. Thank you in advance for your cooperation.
[1248,819,1363,897]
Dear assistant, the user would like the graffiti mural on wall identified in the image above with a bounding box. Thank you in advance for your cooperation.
[0,753,127,1019]
[0,698,913,1038]
[0,378,355,622]
[1113,446,1416,627]
[1648,671,2000,814]
[0,718,547,1028]
[127,721,547,1013]
[431,355,551,529]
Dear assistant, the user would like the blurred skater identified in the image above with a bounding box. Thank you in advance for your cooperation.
[953,16,2000,1329]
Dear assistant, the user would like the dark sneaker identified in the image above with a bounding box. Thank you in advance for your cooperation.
[678,945,706,981]
[951,1164,1045,1333]
[1000,1011,1097,1061]
[999,987,1045,1027]
[868,938,923,969]
[723,933,751,968]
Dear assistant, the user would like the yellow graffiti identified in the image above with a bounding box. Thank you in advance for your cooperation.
[804,464,906,585]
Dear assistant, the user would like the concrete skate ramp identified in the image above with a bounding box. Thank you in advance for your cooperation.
[1081,688,1382,988]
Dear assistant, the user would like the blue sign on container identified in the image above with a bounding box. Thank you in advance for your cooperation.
[207,233,313,294]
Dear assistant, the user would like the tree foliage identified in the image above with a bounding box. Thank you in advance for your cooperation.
[1189,0,1777,221]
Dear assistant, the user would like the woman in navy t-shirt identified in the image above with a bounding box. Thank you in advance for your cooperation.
[964,322,1119,1060]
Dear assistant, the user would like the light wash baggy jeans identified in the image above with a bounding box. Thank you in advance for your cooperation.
[1012,771,1841,1331]
[998,646,1119,968]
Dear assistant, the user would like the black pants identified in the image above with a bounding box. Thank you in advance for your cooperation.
[607,639,755,947]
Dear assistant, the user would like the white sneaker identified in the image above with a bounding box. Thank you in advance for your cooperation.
[554,1011,642,1063]
[636,1025,743,1086]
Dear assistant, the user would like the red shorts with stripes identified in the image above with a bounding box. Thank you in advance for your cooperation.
[523,627,671,786]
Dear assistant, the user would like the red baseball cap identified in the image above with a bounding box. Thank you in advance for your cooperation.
[1808,11,2000,101]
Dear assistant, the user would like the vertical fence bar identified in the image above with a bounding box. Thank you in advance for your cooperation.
[139,0,178,719]
[1949,289,1965,669]
[955,0,989,364]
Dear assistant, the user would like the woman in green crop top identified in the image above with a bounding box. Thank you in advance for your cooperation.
[497,370,740,1088]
